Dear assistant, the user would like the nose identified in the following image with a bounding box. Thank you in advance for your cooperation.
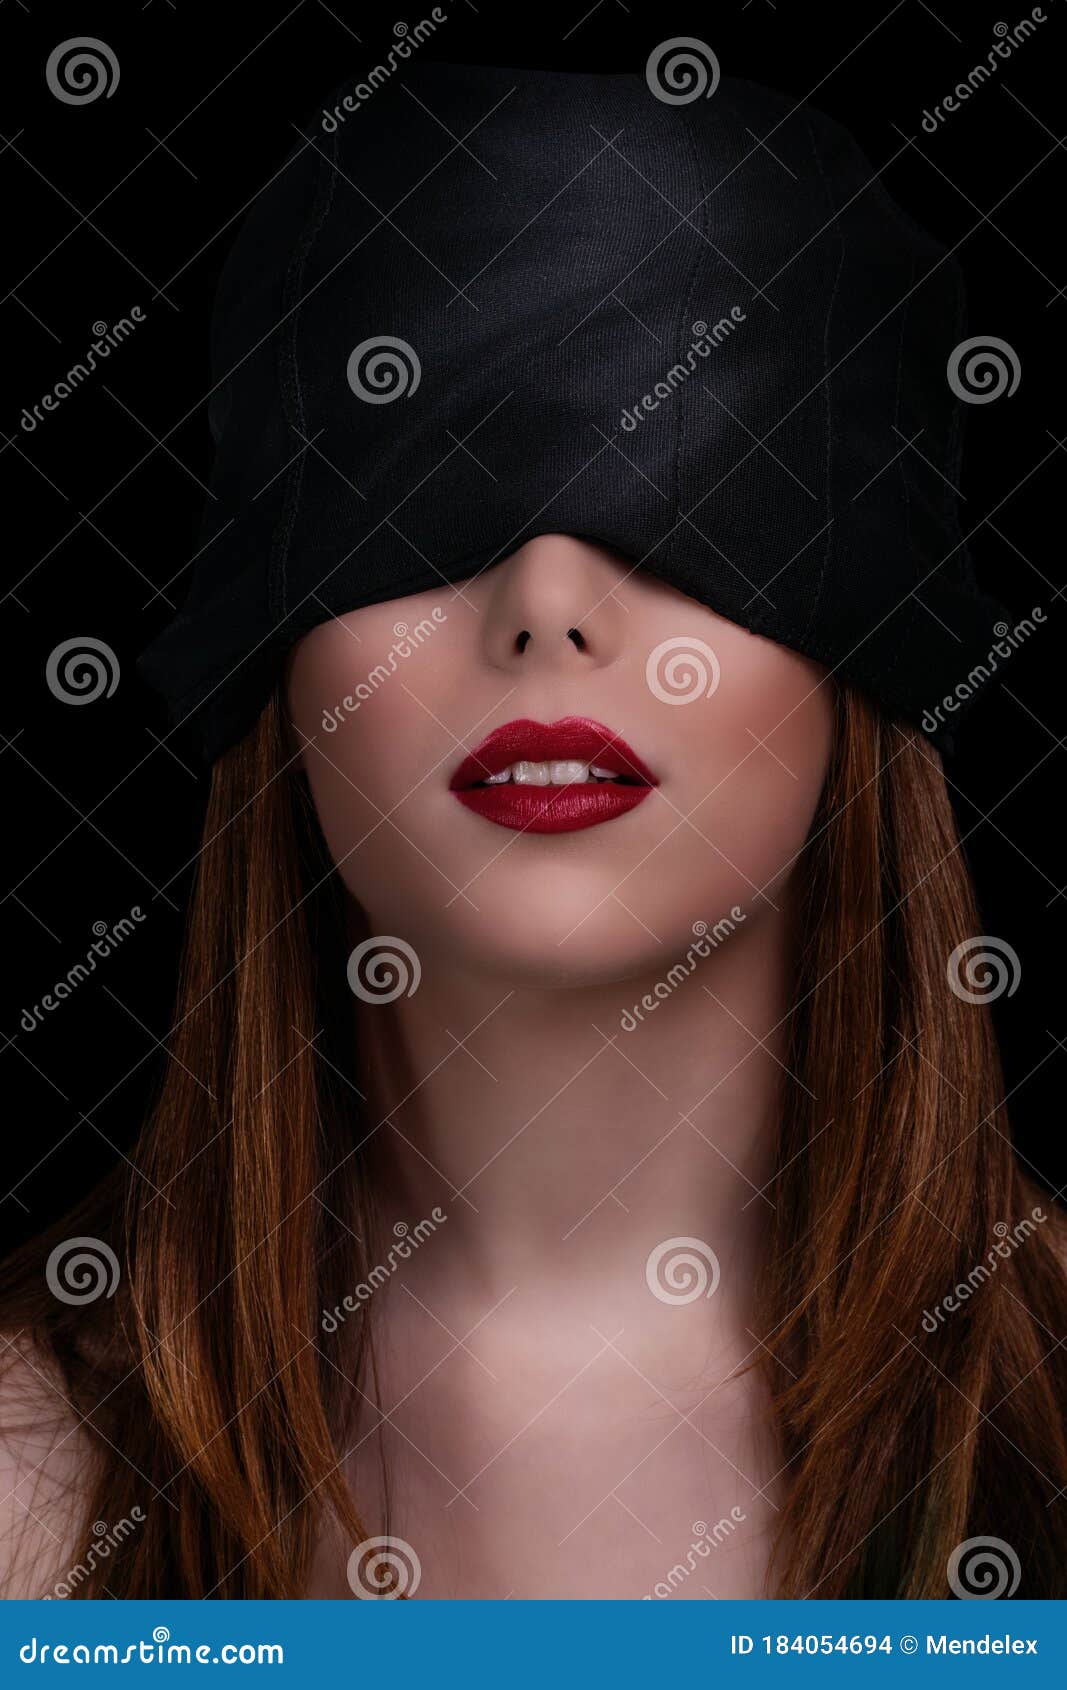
[480,534,628,674]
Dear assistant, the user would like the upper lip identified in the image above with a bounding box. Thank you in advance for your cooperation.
[449,718,659,790]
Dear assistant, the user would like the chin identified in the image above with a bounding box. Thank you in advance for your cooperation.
[443,931,671,993]
[408,876,746,995]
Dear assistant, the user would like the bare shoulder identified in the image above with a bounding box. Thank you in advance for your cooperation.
[0,1332,97,1598]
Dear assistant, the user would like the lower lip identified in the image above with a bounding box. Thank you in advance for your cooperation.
[453,783,653,834]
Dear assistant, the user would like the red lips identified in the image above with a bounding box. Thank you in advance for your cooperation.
[450,718,658,834]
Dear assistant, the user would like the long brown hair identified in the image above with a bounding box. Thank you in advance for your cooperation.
[2,684,1065,1597]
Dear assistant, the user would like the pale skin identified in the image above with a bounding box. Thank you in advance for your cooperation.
[0,534,833,1599]
[290,534,834,1598]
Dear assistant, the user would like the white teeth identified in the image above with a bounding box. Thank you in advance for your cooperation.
[479,760,624,786]
[485,760,600,786]
[549,760,589,784]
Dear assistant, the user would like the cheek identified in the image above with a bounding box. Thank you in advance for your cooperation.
[287,625,443,906]
[296,700,443,909]
[637,655,833,915]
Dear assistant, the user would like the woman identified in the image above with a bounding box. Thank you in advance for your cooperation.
[2,58,1064,1600]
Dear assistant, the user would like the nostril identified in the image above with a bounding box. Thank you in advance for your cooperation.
[515,629,532,654]
[566,627,586,651]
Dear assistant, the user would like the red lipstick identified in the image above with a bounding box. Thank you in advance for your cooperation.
[449,718,658,834]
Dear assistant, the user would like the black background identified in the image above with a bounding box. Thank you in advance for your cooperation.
[1,1,1064,1252]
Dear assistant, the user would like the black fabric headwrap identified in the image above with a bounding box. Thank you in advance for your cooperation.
[138,58,1007,761]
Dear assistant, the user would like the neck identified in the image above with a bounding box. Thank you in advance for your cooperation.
[354,906,793,1334]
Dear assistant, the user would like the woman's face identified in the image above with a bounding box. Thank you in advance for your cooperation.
[287,535,834,988]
